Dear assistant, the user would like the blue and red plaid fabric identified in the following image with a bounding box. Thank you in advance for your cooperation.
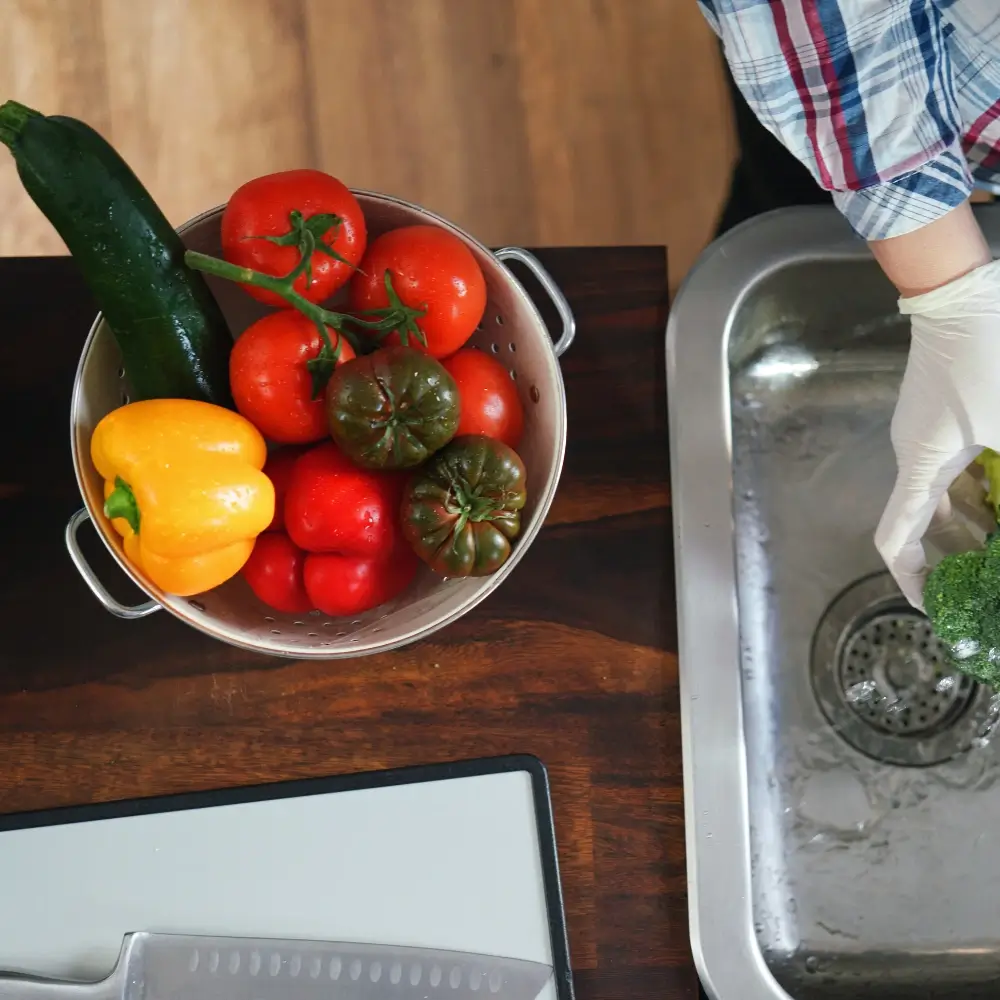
[699,1,1000,239]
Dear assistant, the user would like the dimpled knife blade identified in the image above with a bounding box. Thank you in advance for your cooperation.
[0,932,553,1000]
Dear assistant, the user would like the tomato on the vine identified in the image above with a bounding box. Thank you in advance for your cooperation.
[442,348,524,449]
[349,225,486,359]
[230,310,355,445]
[221,169,367,307]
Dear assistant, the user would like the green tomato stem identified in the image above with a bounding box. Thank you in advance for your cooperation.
[184,247,362,355]
[183,250,427,350]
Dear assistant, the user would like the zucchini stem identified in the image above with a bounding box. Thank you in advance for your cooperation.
[0,100,41,148]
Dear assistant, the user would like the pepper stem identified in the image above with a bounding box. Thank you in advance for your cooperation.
[0,100,41,148]
[104,477,140,534]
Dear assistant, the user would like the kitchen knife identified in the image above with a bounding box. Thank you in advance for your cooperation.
[0,933,553,1000]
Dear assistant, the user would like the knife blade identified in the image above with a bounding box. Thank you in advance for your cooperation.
[0,933,552,1000]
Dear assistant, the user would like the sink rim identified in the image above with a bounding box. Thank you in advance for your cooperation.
[666,206,895,1000]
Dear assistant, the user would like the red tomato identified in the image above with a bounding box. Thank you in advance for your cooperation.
[241,532,313,614]
[284,442,405,557]
[442,348,525,449]
[349,225,487,359]
[304,547,418,617]
[221,169,367,307]
[262,447,306,530]
[230,310,355,444]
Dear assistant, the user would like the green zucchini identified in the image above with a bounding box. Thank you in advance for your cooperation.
[0,100,233,407]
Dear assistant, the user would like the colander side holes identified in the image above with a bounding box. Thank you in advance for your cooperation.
[530,385,541,403]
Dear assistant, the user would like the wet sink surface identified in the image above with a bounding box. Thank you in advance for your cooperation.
[667,208,1000,1000]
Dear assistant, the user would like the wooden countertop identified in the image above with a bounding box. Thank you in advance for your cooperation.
[0,247,693,999]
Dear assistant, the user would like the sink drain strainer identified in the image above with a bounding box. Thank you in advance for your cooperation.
[811,573,980,766]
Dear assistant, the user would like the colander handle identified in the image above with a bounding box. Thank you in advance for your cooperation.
[494,247,576,357]
[65,508,162,620]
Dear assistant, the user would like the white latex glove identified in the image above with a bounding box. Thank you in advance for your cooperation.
[876,258,1000,610]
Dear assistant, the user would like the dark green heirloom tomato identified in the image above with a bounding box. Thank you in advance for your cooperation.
[401,435,527,577]
[325,345,460,469]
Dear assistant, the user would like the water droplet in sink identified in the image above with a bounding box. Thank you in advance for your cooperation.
[846,679,877,704]
[952,638,981,661]
[805,956,819,974]
[971,692,1000,749]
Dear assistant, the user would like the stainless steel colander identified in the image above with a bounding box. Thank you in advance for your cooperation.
[65,191,574,658]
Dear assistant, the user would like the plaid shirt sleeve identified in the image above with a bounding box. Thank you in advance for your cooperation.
[698,0,974,241]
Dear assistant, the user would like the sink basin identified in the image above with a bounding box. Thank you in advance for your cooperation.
[667,207,1000,1000]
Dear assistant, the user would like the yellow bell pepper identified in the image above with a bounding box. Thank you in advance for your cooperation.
[91,399,275,596]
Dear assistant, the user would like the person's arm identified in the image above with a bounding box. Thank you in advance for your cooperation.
[699,0,976,246]
[868,201,992,297]
[700,1,1000,610]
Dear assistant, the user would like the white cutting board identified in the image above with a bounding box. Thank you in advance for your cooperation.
[0,762,564,999]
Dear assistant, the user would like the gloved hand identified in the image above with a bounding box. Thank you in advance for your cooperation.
[876,258,1000,610]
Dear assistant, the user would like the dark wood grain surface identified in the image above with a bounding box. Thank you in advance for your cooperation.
[0,247,692,999]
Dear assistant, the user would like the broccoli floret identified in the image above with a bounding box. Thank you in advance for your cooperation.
[976,448,1000,520]
[925,533,1000,686]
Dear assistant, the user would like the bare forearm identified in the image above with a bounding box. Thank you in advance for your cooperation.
[868,201,992,297]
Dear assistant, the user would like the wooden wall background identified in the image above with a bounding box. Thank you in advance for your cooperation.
[0,0,734,291]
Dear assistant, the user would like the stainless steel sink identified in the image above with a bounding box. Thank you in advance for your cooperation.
[667,207,1000,1000]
